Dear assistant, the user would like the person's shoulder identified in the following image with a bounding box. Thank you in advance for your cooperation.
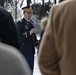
[17,19,23,24]
[17,19,22,23]
[16,20,23,27]
[0,6,7,12]
[52,0,72,9]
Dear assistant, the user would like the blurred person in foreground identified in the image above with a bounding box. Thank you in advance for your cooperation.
[38,0,76,75]
[0,6,19,49]
[16,6,38,73]
[0,6,32,75]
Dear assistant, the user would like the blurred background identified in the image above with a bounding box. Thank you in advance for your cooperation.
[0,0,63,35]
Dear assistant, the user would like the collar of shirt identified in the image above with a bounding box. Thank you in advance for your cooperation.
[24,17,31,22]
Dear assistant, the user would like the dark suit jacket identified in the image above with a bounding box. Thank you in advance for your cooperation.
[16,18,37,54]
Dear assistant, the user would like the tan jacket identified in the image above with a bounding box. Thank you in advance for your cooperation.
[38,0,76,75]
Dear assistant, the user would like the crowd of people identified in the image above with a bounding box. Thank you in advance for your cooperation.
[0,0,76,75]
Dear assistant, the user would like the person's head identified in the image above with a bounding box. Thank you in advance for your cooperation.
[40,17,48,30]
[22,6,33,20]
[0,6,19,49]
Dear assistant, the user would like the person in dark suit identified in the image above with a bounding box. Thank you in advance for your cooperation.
[0,6,19,49]
[16,6,38,73]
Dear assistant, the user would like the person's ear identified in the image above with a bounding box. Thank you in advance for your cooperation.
[23,11,25,15]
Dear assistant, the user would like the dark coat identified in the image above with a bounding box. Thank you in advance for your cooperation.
[0,6,19,49]
[16,18,37,55]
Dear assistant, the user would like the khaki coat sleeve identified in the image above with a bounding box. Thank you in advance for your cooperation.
[38,5,60,75]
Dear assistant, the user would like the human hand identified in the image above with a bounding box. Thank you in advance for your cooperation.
[23,32,27,38]
[30,28,35,35]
